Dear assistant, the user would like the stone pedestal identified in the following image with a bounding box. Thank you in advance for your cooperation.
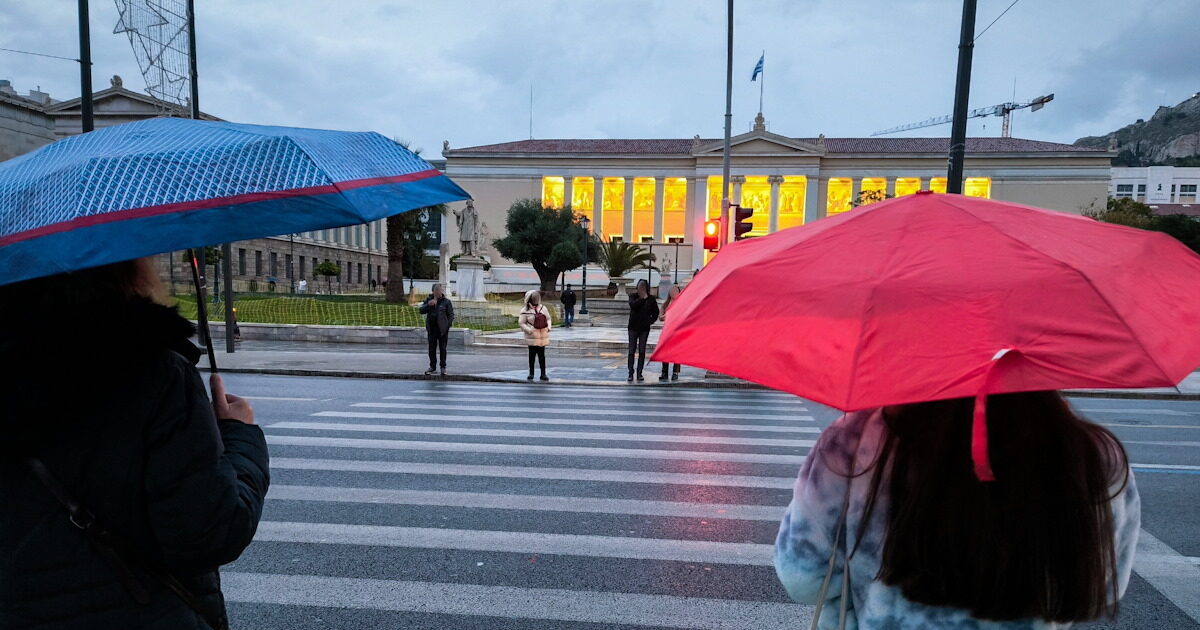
[455,256,488,301]
[438,243,450,289]
[610,277,632,300]
[658,272,673,298]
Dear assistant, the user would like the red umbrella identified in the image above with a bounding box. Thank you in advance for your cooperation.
[653,192,1200,480]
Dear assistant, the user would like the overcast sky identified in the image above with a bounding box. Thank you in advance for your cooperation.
[3,0,1197,155]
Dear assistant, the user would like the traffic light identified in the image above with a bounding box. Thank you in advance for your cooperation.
[703,220,721,251]
[733,204,755,241]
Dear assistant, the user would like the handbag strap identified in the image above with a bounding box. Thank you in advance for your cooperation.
[25,457,229,630]
[808,486,852,630]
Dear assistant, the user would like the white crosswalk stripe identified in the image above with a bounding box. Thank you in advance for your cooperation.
[233,382,813,628]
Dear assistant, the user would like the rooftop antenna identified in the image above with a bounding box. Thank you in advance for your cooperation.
[529,83,533,139]
[113,0,190,112]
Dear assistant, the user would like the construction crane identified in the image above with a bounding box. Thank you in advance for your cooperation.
[871,94,1054,138]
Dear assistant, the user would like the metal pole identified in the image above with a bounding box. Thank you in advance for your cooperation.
[77,0,93,133]
[946,0,977,195]
[580,218,589,315]
[674,241,679,285]
[289,234,296,293]
[647,244,654,288]
[720,0,734,247]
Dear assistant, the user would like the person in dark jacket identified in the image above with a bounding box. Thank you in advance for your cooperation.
[627,279,659,382]
[658,284,683,381]
[560,284,577,328]
[419,283,455,376]
[0,258,269,630]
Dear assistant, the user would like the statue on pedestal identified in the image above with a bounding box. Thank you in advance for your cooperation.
[453,200,480,257]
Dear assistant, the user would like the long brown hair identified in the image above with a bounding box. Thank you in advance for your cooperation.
[859,391,1128,622]
[0,258,164,323]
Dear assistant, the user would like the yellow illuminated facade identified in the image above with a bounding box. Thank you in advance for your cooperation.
[632,177,656,242]
[779,176,806,230]
[601,177,625,241]
[571,176,594,211]
[930,178,948,194]
[965,177,991,198]
[541,176,564,208]
[859,177,887,205]
[895,177,921,197]
[663,178,687,241]
[740,176,771,236]
[827,178,853,215]
[706,176,724,219]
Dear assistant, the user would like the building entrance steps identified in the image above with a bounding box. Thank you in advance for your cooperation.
[474,326,661,351]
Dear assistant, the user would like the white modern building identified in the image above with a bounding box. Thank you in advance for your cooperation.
[1110,166,1200,204]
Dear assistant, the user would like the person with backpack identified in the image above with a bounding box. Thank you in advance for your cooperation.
[626,279,659,382]
[560,284,577,328]
[774,392,1139,629]
[519,289,552,381]
[0,259,269,630]
[658,284,682,381]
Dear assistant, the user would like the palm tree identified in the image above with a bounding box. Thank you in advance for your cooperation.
[596,238,656,278]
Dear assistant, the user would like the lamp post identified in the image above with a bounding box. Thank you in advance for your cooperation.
[646,243,655,288]
[673,240,680,285]
[580,214,591,315]
[289,233,295,293]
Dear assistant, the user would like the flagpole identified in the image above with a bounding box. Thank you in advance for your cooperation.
[758,50,764,114]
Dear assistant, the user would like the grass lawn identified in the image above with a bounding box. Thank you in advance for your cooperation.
[172,293,518,331]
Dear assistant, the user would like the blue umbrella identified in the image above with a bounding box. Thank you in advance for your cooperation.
[0,117,468,284]
[0,117,471,367]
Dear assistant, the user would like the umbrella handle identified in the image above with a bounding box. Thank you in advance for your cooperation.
[188,249,220,374]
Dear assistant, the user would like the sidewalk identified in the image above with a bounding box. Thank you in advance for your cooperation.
[199,338,1200,399]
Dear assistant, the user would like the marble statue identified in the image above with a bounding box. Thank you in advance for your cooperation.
[453,200,480,257]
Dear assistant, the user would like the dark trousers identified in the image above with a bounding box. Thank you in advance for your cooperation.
[427,326,448,370]
[627,328,650,375]
[564,306,575,327]
[660,362,681,377]
[528,346,547,375]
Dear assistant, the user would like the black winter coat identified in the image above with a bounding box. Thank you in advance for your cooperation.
[627,294,660,331]
[0,299,270,630]
[560,290,577,308]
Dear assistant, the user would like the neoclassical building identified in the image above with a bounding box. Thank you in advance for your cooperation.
[443,117,1113,276]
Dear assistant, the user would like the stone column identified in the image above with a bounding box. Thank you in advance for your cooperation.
[851,178,862,208]
[731,175,745,205]
[686,177,703,272]
[653,177,665,243]
[592,177,604,238]
[623,178,633,242]
[563,176,574,208]
[768,175,783,233]
[805,177,822,223]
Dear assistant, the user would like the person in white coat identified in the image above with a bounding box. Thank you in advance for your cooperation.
[519,289,552,381]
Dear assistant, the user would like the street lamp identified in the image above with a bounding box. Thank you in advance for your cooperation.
[673,240,680,285]
[289,233,295,293]
[580,214,591,315]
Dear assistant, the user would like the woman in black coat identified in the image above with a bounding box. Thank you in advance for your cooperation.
[0,259,270,630]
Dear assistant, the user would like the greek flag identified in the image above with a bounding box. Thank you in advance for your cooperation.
[751,54,764,81]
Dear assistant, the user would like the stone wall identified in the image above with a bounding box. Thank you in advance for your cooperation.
[201,321,476,346]
[0,98,55,161]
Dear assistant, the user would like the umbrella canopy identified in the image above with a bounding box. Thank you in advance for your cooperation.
[653,192,1200,479]
[0,117,470,286]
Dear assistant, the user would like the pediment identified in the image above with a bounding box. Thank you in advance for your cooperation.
[693,131,824,156]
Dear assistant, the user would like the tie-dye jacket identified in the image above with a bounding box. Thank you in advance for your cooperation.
[774,409,1140,630]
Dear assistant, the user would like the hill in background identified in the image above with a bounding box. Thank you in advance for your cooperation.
[1075,93,1200,166]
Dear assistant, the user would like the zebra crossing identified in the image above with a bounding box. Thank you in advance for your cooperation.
[225,381,818,629]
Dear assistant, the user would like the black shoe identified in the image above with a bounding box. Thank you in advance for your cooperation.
[540,374,550,381]
[627,373,634,382]
[671,373,680,381]
[527,374,534,381]
[636,373,645,382]
[440,369,447,377]
[424,368,436,376]
[660,371,669,381]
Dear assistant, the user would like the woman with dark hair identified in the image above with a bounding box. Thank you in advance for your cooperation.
[0,259,270,630]
[775,392,1139,629]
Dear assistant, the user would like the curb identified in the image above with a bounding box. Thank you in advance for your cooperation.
[203,367,771,390]
[205,366,1200,399]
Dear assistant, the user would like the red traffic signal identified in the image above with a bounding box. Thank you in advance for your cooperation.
[733,205,755,241]
[704,220,721,251]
